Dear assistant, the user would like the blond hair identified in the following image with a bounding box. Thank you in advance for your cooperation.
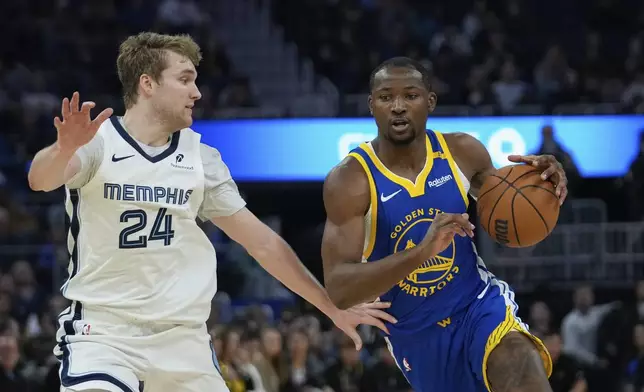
[117,32,203,109]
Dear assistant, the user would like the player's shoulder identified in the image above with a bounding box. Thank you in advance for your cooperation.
[324,155,370,208]
[441,132,488,162]
[197,142,223,163]
[325,155,368,189]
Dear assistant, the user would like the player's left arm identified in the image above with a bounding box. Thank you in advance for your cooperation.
[443,132,568,205]
[197,144,395,349]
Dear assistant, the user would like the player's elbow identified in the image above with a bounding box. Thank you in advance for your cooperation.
[27,171,46,191]
[27,173,58,192]
[324,273,355,310]
[328,291,353,310]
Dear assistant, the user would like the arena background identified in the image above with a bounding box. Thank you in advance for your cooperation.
[1,0,644,391]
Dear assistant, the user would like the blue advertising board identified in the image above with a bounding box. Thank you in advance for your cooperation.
[193,116,643,181]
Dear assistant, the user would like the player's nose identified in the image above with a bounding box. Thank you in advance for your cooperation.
[391,96,406,114]
[192,86,202,101]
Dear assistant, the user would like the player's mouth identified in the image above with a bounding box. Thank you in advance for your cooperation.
[391,118,410,132]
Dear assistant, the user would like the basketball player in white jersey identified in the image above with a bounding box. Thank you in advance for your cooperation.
[27,32,395,392]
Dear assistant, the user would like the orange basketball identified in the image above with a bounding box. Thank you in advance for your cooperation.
[477,164,560,248]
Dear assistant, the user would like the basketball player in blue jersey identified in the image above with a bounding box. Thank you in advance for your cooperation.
[321,57,569,392]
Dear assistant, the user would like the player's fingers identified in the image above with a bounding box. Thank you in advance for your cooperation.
[361,301,391,310]
[450,214,475,232]
[540,164,558,181]
[362,308,397,324]
[80,101,96,116]
[92,108,114,127]
[362,314,390,335]
[54,116,62,131]
[507,155,538,165]
[344,328,363,351]
[559,186,568,205]
[61,97,71,119]
[70,92,80,113]
[450,223,466,237]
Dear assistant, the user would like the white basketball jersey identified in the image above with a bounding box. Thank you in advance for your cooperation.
[63,118,218,325]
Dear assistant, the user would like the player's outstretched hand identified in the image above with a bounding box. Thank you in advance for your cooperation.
[508,154,568,205]
[328,302,397,351]
[421,213,474,257]
[54,91,113,153]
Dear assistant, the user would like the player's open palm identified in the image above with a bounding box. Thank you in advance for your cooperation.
[329,302,397,350]
[422,213,475,256]
[54,91,113,153]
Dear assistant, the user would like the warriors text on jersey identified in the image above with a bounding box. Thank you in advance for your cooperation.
[349,130,491,336]
[62,117,245,325]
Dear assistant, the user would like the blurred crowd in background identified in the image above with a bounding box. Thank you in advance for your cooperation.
[0,0,644,391]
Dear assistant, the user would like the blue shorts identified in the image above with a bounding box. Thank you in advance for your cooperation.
[384,283,552,392]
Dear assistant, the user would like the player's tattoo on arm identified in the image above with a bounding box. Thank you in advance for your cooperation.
[486,333,552,392]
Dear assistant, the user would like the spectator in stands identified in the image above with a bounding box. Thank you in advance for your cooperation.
[0,332,30,392]
[361,339,412,392]
[624,323,644,392]
[10,261,44,327]
[533,45,578,107]
[491,59,529,113]
[544,332,587,392]
[282,328,324,392]
[259,327,288,391]
[528,301,553,339]
[220,327,259,392]
[622,69,644,113]
[323,332,364,392]
[562,285,619,370]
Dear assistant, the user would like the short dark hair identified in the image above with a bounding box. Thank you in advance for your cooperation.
[369,57,432,92]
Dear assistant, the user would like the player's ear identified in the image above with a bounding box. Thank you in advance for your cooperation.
[139,74,154,98]
[367,95,373,116]
[427,92,437,113]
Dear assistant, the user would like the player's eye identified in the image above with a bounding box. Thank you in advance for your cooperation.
[379,95,391,101]
[407,94,418,100]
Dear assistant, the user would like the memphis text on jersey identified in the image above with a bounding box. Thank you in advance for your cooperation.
[390,206,460,298]
[103,183,193,206]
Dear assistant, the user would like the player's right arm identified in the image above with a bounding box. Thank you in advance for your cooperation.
[28,92,112,191]
[321,157,475,309]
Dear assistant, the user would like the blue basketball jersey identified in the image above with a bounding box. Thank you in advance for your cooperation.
[348,130,490,337]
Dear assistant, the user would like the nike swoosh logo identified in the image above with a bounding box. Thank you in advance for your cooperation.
[111,154,134,162]
[380,189,402,202]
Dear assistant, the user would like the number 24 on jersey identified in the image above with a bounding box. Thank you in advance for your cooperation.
[119,208,174,249]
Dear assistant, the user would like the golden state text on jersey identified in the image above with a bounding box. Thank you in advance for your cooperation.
[349,130,490,336]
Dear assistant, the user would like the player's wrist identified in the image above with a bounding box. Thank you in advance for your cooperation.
[53,141,79,158]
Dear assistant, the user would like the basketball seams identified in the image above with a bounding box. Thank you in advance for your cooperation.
[477,166,515,201]
[491,174,552,234]
[518,184,558,199]
[509,191,522,247]
[481,167,537,236]
[482,181,512,238]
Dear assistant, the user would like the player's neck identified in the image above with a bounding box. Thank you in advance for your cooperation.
[373,136,427,172]
[122,107,174,147]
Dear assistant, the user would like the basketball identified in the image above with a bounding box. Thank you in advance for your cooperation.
[477,164,560,248]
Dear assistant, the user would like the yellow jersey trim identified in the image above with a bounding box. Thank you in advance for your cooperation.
[348,152,377,259]
[481,306,553,391]
[359,134,434,197]
[434,131,470,208]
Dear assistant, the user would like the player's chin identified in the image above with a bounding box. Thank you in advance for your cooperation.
[387,127,415,145]
[179,111,194,127]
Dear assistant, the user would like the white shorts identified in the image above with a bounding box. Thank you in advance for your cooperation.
[55,302,229,392]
